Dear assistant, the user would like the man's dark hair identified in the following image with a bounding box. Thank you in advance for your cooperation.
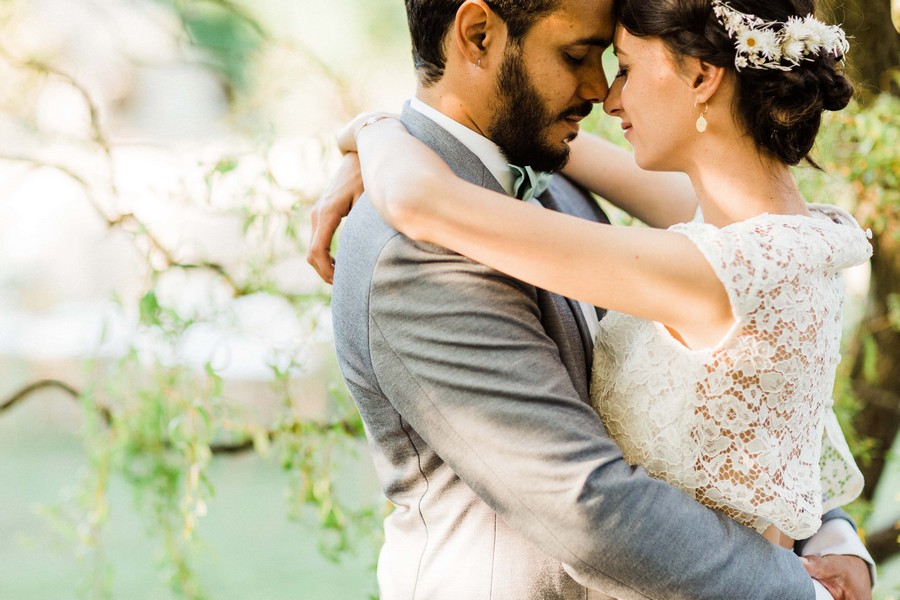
[406,0,559,86]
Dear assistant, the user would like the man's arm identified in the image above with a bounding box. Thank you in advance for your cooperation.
[799,509,875,600]
[366,230,815,600]
[799,508,875,570]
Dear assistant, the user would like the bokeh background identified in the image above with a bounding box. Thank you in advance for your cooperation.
[0,0,897,599]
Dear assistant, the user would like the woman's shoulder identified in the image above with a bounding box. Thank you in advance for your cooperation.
[670,204,873,275]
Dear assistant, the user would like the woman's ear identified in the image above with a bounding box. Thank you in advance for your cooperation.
[690,59,726,104]
[453,0,505,68]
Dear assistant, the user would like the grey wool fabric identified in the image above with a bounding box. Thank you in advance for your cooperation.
[331,104,820,600]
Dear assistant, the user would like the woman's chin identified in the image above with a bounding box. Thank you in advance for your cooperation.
[633,151,674,173]
[632,152,655,171]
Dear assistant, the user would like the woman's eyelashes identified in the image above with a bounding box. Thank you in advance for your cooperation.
[614,65,629,79]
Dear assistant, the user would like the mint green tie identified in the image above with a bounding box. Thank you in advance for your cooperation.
[509,164,552,202]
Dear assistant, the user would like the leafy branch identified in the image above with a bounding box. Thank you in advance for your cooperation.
[0,1,379,597]
[0,379,364,454]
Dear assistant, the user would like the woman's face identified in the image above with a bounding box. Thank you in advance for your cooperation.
[603,27,699,172]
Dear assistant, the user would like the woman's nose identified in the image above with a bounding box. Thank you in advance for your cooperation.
[603,77,624,116]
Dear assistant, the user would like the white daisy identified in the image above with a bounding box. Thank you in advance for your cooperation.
[737,27,780,60]
[712,0,849,71]
[735,27,763,54]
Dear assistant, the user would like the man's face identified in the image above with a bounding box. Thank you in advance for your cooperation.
[487,0,614,172]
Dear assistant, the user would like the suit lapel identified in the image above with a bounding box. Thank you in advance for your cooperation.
[536,187,595,379]
[399,102,592,399]
[400,104,506,195]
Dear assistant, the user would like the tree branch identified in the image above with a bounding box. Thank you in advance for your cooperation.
[1,379,81,412]
[853,384,900,416]
[0,379,362,454]
[866,523,900,563]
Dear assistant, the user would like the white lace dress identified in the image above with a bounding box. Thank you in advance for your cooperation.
[590,205,870,539]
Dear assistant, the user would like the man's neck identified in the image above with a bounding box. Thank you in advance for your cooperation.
[410,90,515,197]
[415,85,490,139]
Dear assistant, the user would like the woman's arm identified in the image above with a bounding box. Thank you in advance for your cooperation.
[343,114,698,228]
[307,152,364,283]
[305,114,694,283]
[563,133,697,228]
[359,119,733,350]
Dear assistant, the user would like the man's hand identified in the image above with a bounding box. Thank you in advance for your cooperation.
[802,554,873,600]
[306,152,363,283]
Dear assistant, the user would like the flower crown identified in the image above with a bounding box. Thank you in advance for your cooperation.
[711,0,850,71]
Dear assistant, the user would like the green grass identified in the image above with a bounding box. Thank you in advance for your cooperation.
[0,394,379,600]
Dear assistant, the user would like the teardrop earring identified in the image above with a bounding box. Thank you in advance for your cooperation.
[695,103,709,133]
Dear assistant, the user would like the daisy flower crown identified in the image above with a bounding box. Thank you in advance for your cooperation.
[711,0,850,71]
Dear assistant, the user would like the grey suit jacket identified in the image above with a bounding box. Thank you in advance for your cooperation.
[331,105,819,599]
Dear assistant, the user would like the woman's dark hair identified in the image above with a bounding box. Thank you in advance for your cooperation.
[405,0,559,86]
[614,0,854,165]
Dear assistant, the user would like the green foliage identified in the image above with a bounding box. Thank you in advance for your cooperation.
[39,142,374,598]
[168,0,265,91]
[0,29,367,591]
[887,293,900,332]
[276,413,381,562]
[803,88,900,238]
[359,0,409,49]
[797,90,900,541]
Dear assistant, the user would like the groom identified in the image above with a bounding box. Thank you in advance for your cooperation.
[312,0,875,598]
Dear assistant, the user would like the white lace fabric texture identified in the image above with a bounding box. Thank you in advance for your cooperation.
[591,205,871,539]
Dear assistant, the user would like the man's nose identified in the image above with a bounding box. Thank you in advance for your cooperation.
[603,77,623,116]
[579,69,609,104]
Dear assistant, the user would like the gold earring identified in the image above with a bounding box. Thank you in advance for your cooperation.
[476,58,481,68]
[696,103,709,133]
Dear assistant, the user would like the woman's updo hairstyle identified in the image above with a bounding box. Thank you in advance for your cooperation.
[614,0,854,165]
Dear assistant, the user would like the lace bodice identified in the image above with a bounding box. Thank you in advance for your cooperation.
[591,205,871,539]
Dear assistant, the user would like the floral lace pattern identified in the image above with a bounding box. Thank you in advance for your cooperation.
[591,205,870,538]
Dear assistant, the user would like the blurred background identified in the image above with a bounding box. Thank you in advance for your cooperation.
[0,0,896,598]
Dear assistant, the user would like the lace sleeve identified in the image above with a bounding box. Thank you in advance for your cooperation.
[671,215,872,317]
[820,405,865,512]
[668,216,868,538]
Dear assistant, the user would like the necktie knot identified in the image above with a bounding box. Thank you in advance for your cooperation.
[510,164,552,202]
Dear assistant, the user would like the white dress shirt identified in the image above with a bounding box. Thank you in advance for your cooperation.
[810,519,876,599]
[408,97,875,597]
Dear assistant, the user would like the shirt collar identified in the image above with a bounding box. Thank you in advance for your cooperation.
[409,97,515,196]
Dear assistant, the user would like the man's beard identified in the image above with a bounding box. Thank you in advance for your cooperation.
[488,48,594,173]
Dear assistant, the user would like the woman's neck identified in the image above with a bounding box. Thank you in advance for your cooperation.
[684,135,808,228]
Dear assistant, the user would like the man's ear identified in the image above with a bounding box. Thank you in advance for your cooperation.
[453,0,505,68]
[686,58,726,104]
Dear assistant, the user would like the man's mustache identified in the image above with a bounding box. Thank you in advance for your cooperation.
[558,102,594,121]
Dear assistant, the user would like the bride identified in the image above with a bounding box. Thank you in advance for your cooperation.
[312,0,870,593]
